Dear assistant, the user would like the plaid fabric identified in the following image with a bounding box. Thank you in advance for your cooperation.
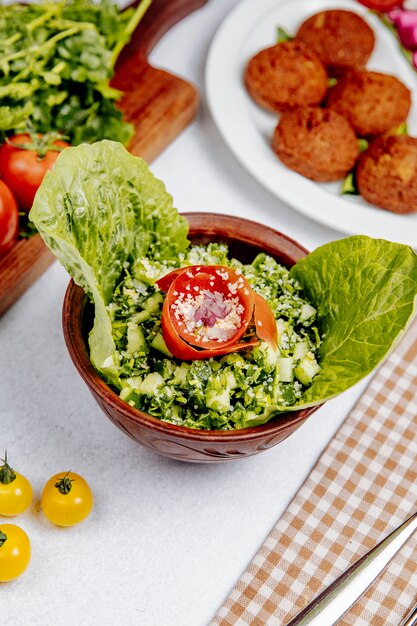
[212,318,417,626]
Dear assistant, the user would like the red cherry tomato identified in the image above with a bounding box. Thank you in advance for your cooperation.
[0,133,69,212]
[356,0,401,10]
[0,180,19,257]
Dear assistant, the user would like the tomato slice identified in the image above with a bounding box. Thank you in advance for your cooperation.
[163,265,255,350]
[157,264,278,360]
[161,295,259,360]
[356,0,401,10]
[156,267,188,292]
[253,292,278,350]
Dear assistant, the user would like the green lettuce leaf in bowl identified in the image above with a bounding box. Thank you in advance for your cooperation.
[29,140,189,383]
[289,237,417,407]
[245,237,417,427]
[30,140,417,426]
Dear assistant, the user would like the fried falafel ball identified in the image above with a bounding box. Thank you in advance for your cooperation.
[326,70,411,137]
[244,41,328,113]
[271,107,359,182]
[356,135,417,214]
[296,9,375,75]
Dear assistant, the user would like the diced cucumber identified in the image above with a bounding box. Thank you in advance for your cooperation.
[120,387,130,400]
[294,354,321,385]
[172,362,189,383]
[206,388,231,414]
[150,332,172,357]
[125,376,143,390]
[225,370,237,390]
[139,372,165,396]
[143,292,163,313]
[278,357,294,382]
[262,342,278,368]
[120,387,141,405]
[130,310,153,324]
[293,341,309,362]
[130,293,164,324]
[299,303,317,323]
[127,323,147,354]
[155,359,176,381]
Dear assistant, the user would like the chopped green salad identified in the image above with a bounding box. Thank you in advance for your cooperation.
[29,141,417,431]
[109,244,321,430]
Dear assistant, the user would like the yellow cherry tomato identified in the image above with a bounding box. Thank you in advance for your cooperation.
[0,524,31,582]
[0,453,33,516]
[41,471,93,527]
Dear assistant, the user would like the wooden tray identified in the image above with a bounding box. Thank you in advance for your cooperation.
[0,0,207,317]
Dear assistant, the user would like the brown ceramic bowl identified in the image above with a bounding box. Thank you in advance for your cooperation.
[62,213,322,463]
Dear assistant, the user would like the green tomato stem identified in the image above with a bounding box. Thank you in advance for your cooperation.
[55,471,74,495]
[0,451,16,485]
[6,127,68,159]
[0,531,7,547]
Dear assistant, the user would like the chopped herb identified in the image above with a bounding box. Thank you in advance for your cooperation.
[358,138,369,152]
[341,171,359,195]
[394,122,408,135]
[276,25,294,43]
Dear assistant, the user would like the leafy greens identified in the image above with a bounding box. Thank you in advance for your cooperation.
[288,236,417,408]
[29,140,189,382]
[30,140,417,427]
[0,0,150,145]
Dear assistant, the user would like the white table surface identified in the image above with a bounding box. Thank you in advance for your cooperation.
[1,1,371,624]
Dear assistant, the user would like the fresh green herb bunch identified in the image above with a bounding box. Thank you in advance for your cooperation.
[0,0,149,145]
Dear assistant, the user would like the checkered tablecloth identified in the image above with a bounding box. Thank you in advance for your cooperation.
[212,318,417,626]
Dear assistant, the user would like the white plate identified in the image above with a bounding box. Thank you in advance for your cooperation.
[206,0,417,247]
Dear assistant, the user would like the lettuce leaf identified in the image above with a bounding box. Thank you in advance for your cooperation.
[30,140,189,382]
[289,235,417,408]
[243,236,417,427]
